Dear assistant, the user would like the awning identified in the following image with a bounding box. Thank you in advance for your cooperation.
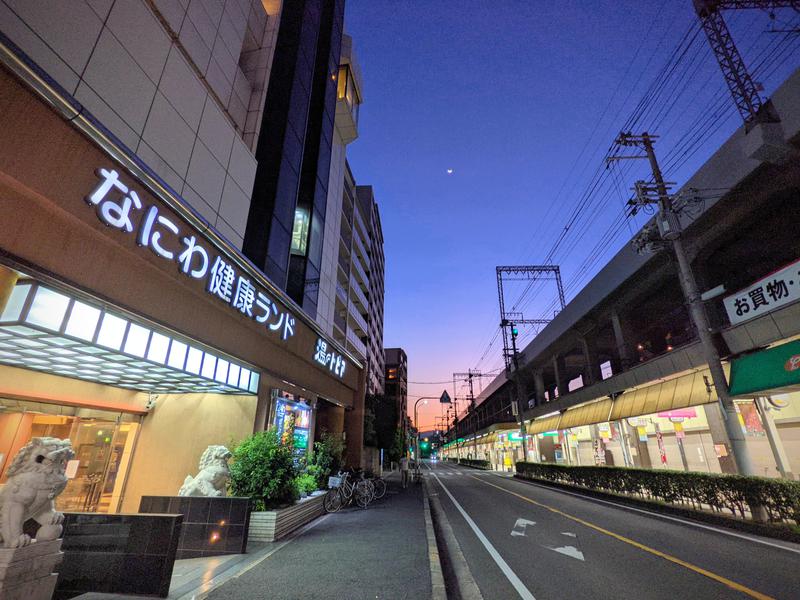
[528,414,561,435]
[558,398,612,429]
[528,367,723,434]
[0,280,260,394]
[729,339,800,397]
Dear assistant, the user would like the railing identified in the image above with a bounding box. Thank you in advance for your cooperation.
[348,303,368,335]
[346,327,367,359]
[336,283,349,305]
[352,251,369,286]
[349,273,369,308]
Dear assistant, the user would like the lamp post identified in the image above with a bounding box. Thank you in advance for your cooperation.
[414,398,430,465]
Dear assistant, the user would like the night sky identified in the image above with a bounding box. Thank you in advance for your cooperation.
[344,0,800,430]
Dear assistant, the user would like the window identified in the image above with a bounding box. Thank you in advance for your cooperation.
[336,64,361,122]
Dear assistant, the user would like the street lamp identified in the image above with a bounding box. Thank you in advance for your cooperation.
[414,397,429,464]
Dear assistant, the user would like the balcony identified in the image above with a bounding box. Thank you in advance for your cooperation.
[348,302,368,337]
[336,282,349,305]
[353,228,369,267]
[352,250,368,287]
[335,64,361,145]
[333,310,347,336]
[347,327,367,360]
[350,272,369,309]
[353,203,368,240]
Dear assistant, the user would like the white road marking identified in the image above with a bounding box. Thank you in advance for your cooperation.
[548,545,585,561]
[511,518,537,537]
[431,472,536,600]
[501,475,800,556]
[561,532,577,538]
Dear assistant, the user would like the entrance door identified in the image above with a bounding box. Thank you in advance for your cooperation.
[0,411,136,512]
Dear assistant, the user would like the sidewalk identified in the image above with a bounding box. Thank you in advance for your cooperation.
[206,471,434,600]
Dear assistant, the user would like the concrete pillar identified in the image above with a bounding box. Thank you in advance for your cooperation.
[756,397,795,480]
[611,309,633,371]
[579,336,603,385]
[533,370,546,405]
[344,366,368,468]
[0,265,19,314]
[552,355,568,398]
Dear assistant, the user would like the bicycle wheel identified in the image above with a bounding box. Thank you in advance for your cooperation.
[354,480,372,508]
[373,478,387,499]
[323,489,342,513]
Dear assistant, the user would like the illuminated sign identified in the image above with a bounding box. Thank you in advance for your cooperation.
[86,168,295,341]
[313,338,346,377]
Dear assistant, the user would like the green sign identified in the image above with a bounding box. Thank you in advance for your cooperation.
[509,432,523,442]
[729,339,800,397]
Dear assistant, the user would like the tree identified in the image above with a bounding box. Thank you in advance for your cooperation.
[365,393,398,450]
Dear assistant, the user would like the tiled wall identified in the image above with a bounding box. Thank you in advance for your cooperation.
[0,0,278,250]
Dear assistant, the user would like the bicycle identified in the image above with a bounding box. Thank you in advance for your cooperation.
[323,470,373,512]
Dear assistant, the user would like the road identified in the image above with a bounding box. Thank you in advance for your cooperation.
[425,460,800,600]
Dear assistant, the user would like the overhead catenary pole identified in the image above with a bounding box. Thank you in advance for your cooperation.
[614,132,756,476]
[510,324,529,461]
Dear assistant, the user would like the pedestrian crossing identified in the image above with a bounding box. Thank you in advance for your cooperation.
[429,469,510,476]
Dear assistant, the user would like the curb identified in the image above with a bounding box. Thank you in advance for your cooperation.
[422,482,448,600]
[513,474,800,544]
[425,477,484,600]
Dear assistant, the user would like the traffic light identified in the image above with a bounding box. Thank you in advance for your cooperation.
[511,324,518,336]
[420,441,429,449]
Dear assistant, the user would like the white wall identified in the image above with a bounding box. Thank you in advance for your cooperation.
[0,0,279,250]
[317,128,347,336]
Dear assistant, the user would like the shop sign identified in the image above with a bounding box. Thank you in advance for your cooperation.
[657,409,696,419]
[729,339,800,396]
[637,426,648,442]
[509,432,524,442]
[673,422,685,439]
[723,257,800,325]
[86,168,296,341]
[313,338,346,378]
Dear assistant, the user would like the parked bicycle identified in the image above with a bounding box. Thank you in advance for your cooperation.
[323,469,388,512]
[323,470,372,511]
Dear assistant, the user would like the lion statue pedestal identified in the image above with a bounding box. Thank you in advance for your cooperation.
[0,437,74,600]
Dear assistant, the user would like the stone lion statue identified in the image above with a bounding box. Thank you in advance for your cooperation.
[178,445,232,497]
[0,437,74,548]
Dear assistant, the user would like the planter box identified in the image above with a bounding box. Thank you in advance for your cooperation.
[248,493,325,543]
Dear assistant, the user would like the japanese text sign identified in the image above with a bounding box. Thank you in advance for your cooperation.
[723,257,800,326]
[313,338,346,378]
[86,168,295,342]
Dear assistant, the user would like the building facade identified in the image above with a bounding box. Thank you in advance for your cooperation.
[358,185,386,396]
[0,0,368,512]
[384,348,408,440]
[243,0,346,319]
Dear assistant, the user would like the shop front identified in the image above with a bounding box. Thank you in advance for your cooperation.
[0,59,364,512]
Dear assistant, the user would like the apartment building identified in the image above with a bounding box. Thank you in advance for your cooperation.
[0,0,371,510]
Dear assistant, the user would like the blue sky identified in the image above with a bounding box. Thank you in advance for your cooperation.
[343,1,800,429]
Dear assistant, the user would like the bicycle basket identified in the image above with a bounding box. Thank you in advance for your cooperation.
[328,476,342,488]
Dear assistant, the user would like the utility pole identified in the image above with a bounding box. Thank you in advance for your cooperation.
[611,132,755,476]
[454,370,482,459]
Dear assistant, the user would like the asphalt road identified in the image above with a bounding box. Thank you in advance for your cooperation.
[425,460,800,600]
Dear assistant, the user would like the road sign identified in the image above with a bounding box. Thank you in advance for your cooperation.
[440,390,452,404]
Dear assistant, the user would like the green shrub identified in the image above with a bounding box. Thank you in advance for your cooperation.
[294,472,318,496]
[229,429,298,510]
[458,458,491,470]
[515,462,800,523]
[307,431,344,489]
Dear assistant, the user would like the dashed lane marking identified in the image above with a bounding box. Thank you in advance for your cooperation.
[471,476,774,600]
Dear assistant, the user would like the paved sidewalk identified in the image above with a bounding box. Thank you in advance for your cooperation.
[206,473,433,600]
